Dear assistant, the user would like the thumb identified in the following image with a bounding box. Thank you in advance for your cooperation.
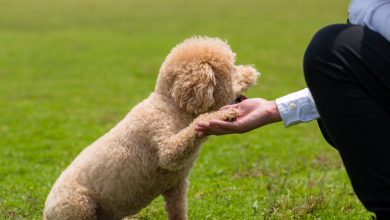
[208,120,240,131]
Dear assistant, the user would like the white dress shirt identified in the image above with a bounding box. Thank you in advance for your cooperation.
[276,0,390,127]
[349,0,390,41]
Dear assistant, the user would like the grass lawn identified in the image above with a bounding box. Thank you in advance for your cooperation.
[0,0,373,219]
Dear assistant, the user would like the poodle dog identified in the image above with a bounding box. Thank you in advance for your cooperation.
[44,36,260,220]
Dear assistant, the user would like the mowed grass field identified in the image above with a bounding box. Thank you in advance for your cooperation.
[0,0,373,219]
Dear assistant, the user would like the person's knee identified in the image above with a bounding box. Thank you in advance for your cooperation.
[303,24,363,85]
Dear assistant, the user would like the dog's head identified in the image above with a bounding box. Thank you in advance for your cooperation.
[155,36,260,115]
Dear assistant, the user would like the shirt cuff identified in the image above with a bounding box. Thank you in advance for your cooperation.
[275,88,320,127]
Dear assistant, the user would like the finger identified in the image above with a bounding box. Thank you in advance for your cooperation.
[197,131,206,138]
[195,122,209,128]
[195,122,210,129]
[197,121,209,125]
[195,125,207,132]
[196,124,218,133]
[220,103,239,110]
[208,120,241,131]
[202,126,235,136]
[195,124,215,133]
[196,122,235,135]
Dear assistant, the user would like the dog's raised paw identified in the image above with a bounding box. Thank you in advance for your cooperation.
[222,108,239,122]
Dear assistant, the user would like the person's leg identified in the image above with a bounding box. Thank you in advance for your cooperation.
[304,24,390,218]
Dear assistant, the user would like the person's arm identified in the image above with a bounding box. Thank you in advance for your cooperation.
[348,0,390,41]
[195,88,320,136]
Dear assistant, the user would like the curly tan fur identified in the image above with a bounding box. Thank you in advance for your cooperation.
[44,36,260,220]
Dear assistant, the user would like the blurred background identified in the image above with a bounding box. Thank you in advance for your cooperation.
[0,0,372,219]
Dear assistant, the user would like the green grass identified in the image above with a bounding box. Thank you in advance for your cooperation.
[0,0,374,219]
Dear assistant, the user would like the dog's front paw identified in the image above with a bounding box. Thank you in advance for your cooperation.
[220,108,239,122]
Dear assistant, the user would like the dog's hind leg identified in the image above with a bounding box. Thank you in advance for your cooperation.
[44,189,97,220]
[163,177,189,220]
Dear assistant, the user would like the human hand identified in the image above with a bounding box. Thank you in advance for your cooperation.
[195,98,282,136]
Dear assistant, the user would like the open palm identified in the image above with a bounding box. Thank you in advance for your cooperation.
[195,98,281,136]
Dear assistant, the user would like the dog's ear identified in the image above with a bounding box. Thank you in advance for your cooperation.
[233,65,260,93]
[170,63,216,115]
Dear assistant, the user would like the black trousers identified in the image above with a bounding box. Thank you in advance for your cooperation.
[304,24,390,219]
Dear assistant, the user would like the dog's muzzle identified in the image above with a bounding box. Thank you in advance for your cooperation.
[234,95,247,104]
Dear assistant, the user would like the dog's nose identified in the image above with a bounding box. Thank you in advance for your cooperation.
[234,95,247,103]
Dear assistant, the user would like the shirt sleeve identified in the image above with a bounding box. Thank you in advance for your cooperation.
[348,0,390,42]
[368,2,390,42]
[275,88,320,127]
